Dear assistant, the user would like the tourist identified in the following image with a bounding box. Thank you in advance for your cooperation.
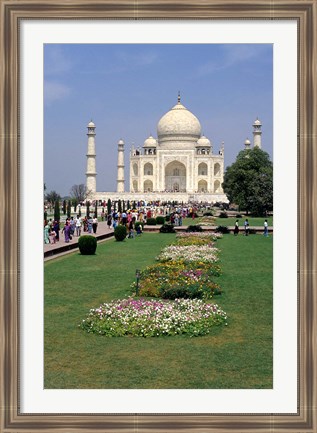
[49,230,56,244]
[107,213,112,229]
[44,221,50,244]
[244,219,249,236]
[100,209,105,221]
[69,217,75,236]
[127,217,136,238]
[87,216,93,233]
[263,219,269,237]
[136,223,142,236]
[62,220,71,243]
[83,216,88,232]
[234,219,239,236]
[53,220,60,241]
[92,215,98,233]
[75,215,82,236]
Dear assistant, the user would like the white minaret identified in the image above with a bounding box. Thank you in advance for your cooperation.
[117,139,125,193]
[253,118,262,148]
[86,121,97,193]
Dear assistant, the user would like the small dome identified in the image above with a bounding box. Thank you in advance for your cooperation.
[118,139,124,145]
[253,118,262,126]
[143,135,157,148]
[196,135,211,147]
[157,100,201,142]
[245,138,251,145]
[88,121,95,127]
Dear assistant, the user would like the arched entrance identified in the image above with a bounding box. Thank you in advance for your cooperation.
[165,161,186,192]
[144,180,153,192]
[198,180,208,192]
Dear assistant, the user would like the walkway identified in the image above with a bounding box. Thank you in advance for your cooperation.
[44,222,272,261]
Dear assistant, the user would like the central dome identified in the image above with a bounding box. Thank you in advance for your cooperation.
[157,99,201,143]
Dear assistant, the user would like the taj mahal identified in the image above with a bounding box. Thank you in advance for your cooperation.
[85,94,262,203]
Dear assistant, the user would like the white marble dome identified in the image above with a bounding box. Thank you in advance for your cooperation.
[157,100,201,142]
[196,135,211,147]
[143,135,157,148]
[87,121,95,127]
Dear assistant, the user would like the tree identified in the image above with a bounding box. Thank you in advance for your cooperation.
[222,147,273,216]
[54,200,60,222]
[107,198,112,215]
[69,184,91,203]
[94,201,98,218]
[67,200,71,218]
[62,200,66,215]
[45,190,61,205]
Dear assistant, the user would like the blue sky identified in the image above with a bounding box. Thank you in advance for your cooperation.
[44,43,273,197]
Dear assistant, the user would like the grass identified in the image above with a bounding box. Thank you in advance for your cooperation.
[183,216,273,227]
[44,231,273,389]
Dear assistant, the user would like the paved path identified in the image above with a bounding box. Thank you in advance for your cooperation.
[44,222,272,261]
[44,221,114,260]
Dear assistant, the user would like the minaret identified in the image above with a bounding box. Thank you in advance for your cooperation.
[117,139,125,193]
[86,121,97,193]
[253,118,262,148]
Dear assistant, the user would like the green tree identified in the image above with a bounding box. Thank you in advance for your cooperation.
[94,201,98,218]
[67,200,71,218]
[54,200,60,222]
[118,199,122,213]
[62,200,67,215]
[222,147,273,216]
[86,201,90,217]
[45,190,61,205]
[107,198,112,215]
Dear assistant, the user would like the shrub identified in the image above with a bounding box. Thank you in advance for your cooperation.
[156,216,165,225]
[236,213,243,218]
[114,224,127,241]
[203,211,214,216]
[146,217,157,225]
[219,211,228,218]
[78,235,97,255]
[186,225,203,232]
[159,223,176,233]
[135,221,144,231]
[215,225,230,234]
[165,214,171,222]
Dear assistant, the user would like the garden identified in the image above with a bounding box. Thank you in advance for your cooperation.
[44,230,273,389]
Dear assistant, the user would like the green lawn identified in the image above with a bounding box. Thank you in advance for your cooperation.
[44,232,273,389]
[183,216,273,227]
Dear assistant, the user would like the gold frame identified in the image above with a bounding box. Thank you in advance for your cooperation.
[0,1,316,432]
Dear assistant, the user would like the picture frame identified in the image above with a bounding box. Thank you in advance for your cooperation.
[0,0,316,432]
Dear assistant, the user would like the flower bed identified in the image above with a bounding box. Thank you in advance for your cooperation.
[80,297,227,337]
[132,260,222,299]
[157,244,219,263]
[175,232,223,246]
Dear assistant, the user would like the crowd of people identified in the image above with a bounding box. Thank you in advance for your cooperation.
[44,201,271,244]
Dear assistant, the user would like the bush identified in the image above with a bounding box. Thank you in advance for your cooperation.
[215,225,230,234]
[186,225,203,232]
[219,211,228,218]
[135,221,144,231]
[165,214,171,222]
[156,216,165,225]
[146,217,157,225]
[114,224,127,241]
[159,223,176,233]
[203,211,214,216]
[236,213,243,218]
[78,235,97,255]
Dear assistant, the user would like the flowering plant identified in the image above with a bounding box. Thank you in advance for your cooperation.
[157,245,219,263]
[131,260,222,299]
[80,297,227,337]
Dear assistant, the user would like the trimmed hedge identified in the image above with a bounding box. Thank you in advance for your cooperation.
[215,225,230,234]
[186,225,203,232]
[78,235,97,255]
[146,217,157,225]
[159,223,176,233]
[155,216,165,225]
[114,224,127,241]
